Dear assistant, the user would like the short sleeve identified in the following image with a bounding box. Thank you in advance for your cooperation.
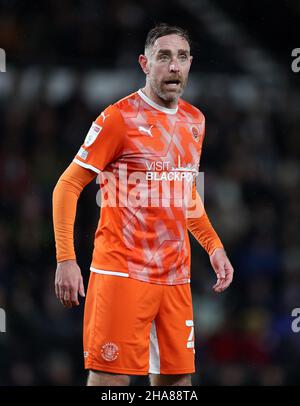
[73,104,126,173]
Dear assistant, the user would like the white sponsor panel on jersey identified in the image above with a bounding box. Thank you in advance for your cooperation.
[84,122,102,147]
[77,146,89,160]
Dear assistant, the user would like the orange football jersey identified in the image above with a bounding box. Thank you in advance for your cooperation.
[74,90,205,285]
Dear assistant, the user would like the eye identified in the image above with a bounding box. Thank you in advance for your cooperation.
[159,54,169,62]
[179,54,188,62]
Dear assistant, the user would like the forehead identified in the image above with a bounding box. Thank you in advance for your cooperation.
[151,34,190,54]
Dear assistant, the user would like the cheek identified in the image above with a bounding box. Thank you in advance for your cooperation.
[150,67,164,82]
[185,63,192,74]
[182,66,191,79]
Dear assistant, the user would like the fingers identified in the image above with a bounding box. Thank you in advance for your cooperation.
[213,274,226,293]
[79,277,85,298]
[59,286,73,308]
[55,283,80,308]
[214,276,230,292]
[63,289,73,308]
[213,278,227,293]
[213,262,234,293]
[55,281,59,300]
[55,263,85,308]
[70,286,79,307]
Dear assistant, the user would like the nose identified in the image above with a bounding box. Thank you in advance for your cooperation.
[169,60,179,73]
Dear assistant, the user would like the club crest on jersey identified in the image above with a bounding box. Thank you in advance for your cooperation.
[101,342,119,362]
[191,126,200,142]
[84,122,102,147]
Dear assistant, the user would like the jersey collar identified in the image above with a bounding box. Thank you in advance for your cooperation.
[138,89,178,115]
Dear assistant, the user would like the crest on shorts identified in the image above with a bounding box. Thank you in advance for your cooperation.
[101,342,119,362]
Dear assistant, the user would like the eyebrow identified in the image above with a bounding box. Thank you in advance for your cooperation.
[157,49,189,55]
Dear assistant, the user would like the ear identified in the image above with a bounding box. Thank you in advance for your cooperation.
[139,54,149,75]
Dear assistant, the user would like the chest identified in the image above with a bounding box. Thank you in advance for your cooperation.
[121,113,204,172]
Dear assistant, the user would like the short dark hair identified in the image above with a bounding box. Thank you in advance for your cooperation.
[145,23,191,52]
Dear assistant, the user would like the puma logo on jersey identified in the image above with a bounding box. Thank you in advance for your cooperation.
[138,125,154,137]
[101,111,110,122]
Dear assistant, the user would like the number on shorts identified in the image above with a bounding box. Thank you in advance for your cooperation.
[185,320,194,349]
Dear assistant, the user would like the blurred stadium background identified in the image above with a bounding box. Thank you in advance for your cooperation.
[0,0,300,386]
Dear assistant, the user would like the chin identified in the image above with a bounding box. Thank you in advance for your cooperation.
[160,89,182,102]
[165,94,179,103]
[167,93,182,103]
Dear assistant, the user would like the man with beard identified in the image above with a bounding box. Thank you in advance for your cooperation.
[53,23,234,386]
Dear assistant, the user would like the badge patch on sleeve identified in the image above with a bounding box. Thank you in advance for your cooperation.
[84,122,102,147]
[77,146,89,160]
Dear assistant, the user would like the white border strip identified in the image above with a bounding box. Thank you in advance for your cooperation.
[138,89,178,115]
[73,158,100,174]
[90,267,129,278]
[149,320,160,374]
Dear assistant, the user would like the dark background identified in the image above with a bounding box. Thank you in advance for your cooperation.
[0,0,300,385]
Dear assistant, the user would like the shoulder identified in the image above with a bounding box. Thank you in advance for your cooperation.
[179,98,205,122]
[113,91,141,118]
[94,92,141,131]
[92,93,140,135]
[94,92,140,120]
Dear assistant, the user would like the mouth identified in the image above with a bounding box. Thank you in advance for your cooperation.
[164,79,181,87]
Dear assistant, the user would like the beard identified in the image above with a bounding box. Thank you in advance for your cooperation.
[149,74,187,103]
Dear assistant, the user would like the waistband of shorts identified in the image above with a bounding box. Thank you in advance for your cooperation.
[90,267,191,285]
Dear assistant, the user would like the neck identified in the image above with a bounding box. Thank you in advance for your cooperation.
[142,85,179,110]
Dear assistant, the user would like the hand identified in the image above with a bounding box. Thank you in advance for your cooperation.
[55,260,85,308]
[210,248,234,293]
